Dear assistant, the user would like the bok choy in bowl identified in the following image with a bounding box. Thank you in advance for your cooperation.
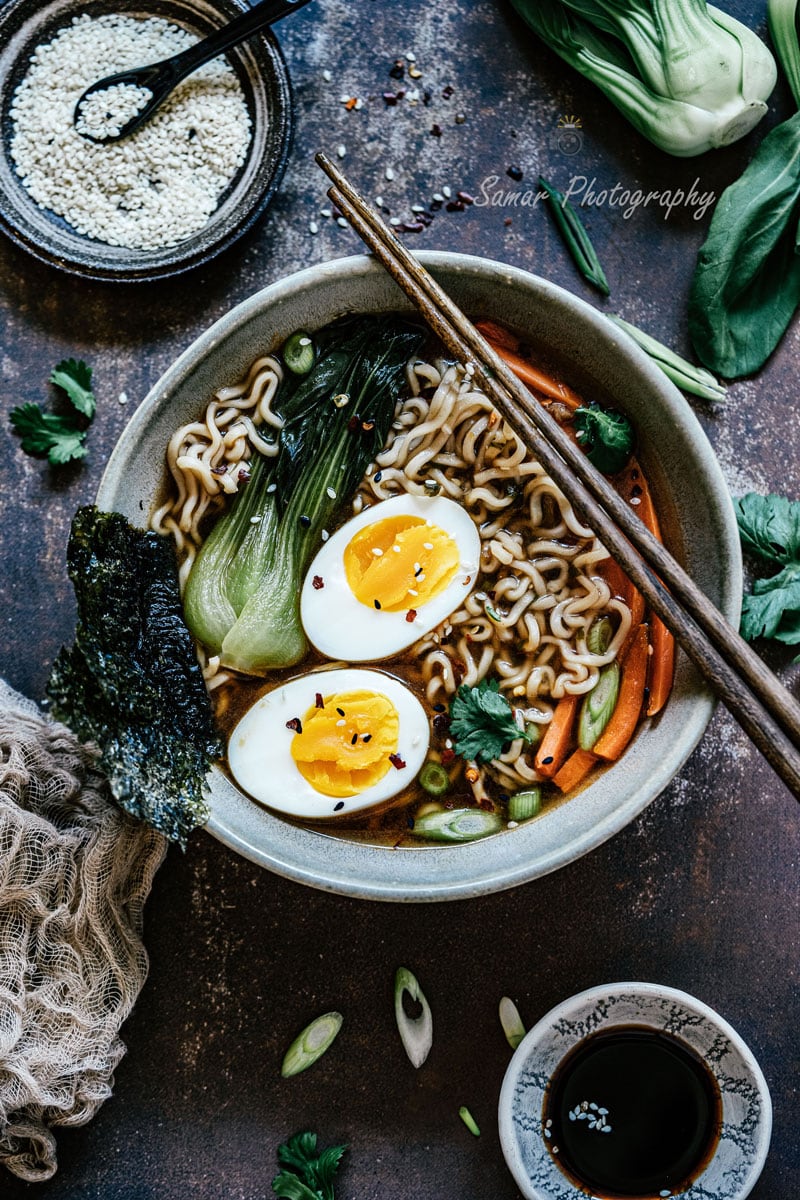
[95,253,741,901]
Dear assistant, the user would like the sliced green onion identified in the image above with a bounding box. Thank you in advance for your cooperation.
[394,967,433,1068]
[485,602,503,623]
[419,761,451,796]
[282,331,316,376]
[607,314,726,402]
[538,175,610,297]
[508,788,541,822]
[281,1011,343,1077]
[578,662,620,750]
[412,808,503,842]
[458,1106,481,1136]
[587,615,614,655]
[499,997,526,1050]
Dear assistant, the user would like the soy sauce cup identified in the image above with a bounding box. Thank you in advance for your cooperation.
[498,983,771,1200]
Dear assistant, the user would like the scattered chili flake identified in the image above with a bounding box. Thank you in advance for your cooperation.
[406,609,417,622]
[315,693,324,709]
[433,713,450,734]
[442,84,455,98]
[430,123,443,137]
[383,91,399,106]
[457,191,474,205]
[211,463,228,476]
[465,766,480,783]
[312,575,324,590]
[389,753,407,770]
[441,747,456,765]
[374,599,382,609]
[334,801,345,812]
[446,199,465,213]
[507,164,523,181]
[361,419,375,432]
[504,217,513,227]
[286,717,303,734]
[345,97,358,111]
[238,467,251,482]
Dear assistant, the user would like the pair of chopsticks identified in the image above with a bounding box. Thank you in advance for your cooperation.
[316,151,800,801]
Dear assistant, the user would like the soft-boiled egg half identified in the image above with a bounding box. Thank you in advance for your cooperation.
[227,668,430,820]
[300,494,481,661]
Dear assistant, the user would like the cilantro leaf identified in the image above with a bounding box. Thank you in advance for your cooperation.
[735,492,800,566]
[9,403,87,465]
[272,1132,348,1200]
[574,402,634,475]
[449,678,531,764]
[736,493,800,659]
[50,358,95,419]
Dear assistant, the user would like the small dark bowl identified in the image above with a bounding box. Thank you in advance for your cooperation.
[0,0,293,282]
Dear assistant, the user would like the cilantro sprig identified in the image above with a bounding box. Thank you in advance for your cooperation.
[574,402,634,475]
[10,358,96,465]
[736,492,800,659]
[271,1132,348,1200]
[449,678,532,764]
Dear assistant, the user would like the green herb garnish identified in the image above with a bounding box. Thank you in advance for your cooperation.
[50,358,96,418]
[412,808,503,842]
[735,492,800,657]
[272,1132,348,1200]
[10,357,96,465]
[499,997,526,1050]
[394,967,433,1068]
[449,678,531,764]
[538,174,609,296]
[458,1106,481,1137]
[574,403,635,475]
[9,403,88,464]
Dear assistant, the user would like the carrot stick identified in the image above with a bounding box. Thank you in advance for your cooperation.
[646,614,675,717]
[599,556,645,632]
[553,748,598,794]
[593,625,649,762]
[534,694,579,778]
[474,319,520,353]
[477,332,583,410]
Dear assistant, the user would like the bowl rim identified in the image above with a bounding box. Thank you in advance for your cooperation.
[497,980,773,1200]
[97,250,743,900]
[0,0,294,282]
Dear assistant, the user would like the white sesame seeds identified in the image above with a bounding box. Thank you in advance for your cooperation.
[385,166,395,181]
[442,185,452,198]
[118,391,128,405]
[336,719,346,727]
[266,482,277,493]
[75,82,153,140]
[371,547,384,556]
[321,529,330,542]
[336,142,346,158]
[322,68,332,82]
[374,195,384,207]
[320,207,332,218]
[9,14,252,251]
[337,216,349,228]
[309,220,319,234]
[423,542,433,550]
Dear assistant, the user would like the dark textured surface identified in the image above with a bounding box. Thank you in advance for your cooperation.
[0,1,798,1197]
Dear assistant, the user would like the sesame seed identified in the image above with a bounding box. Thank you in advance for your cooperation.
[322,69,332,82]
[118,391,128,405]
[442,185,452,198]
[336,719,346,727]
[385,166,395,181]
[326,486,337,498]
[372,547,384,556]
[309,220,319,234]
[320,207,332,218]
[267,482,277,493]
[321,529,330,542]
[375,195,384,206]
[337,216,348,228]
[336,143,346,158]
[423,542,433,550]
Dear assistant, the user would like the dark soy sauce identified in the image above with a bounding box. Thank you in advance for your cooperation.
[543,1025,722,1198]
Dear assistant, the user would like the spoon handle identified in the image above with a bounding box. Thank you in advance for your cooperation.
[158,0,312,88]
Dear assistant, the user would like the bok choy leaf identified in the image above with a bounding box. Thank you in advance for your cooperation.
[183,318,423,675]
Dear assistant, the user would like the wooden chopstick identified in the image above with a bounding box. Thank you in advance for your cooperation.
[316,151,800,801]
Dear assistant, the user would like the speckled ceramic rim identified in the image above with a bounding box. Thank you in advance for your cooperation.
[97,252,742,901]
[497,982,773,1200]
[0,0,293,282]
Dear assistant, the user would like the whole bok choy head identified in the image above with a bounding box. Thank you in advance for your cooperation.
[510,0,776,156]
[183,316,424,675]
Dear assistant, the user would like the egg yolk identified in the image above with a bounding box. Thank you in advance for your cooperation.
[343,515,460,612]
[290,689,400,797]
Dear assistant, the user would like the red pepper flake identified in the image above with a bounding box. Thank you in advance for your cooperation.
[315,693,324,708]
[446,200,465,213]
[348,414,360,432]
[441,747,456,765]
[211,464,228,476]
[432,713,450,734]
[345,97,358,111]
[504,217,513,227]
[361,419,375,432]
[312,575,324,590]
[457,191,474,205]
[389,753,407,770]
[406,609,417,623]
[286,717,303,734]
[383,91,399,106]
[238,467,251,482]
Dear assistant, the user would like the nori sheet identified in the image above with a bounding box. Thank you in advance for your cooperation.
[47,506,223,847]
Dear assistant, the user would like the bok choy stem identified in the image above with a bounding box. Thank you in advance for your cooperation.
[183,318,424,675]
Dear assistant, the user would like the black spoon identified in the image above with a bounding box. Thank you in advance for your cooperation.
[74,0,311,143]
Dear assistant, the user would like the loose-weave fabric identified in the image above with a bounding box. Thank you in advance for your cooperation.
[0,680,166,1181]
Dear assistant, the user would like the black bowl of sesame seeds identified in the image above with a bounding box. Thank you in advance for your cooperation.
[0,0,293,281]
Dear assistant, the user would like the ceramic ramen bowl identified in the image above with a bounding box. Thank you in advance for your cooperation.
[96,252,742,900]
[0,0,293,281]
[498,982,772,1200]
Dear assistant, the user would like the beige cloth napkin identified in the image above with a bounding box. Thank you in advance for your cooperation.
[0,680,166,1182]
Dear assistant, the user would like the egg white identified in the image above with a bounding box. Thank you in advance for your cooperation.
[300,494,481,661]
[227,668,430,820]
